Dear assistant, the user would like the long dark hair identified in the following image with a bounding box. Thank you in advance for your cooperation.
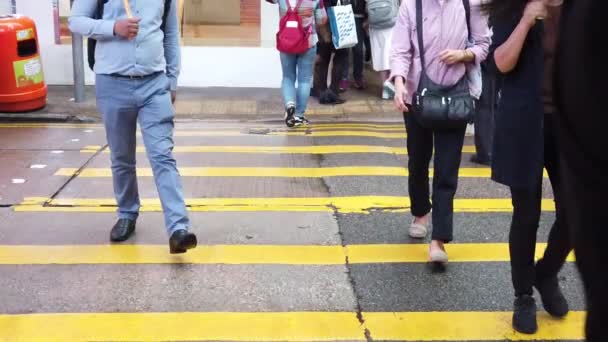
[482,0,527,21]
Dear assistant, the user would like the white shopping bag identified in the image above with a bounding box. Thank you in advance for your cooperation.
[328,0,358,49]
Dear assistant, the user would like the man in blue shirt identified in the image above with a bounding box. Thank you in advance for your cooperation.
[69,0,197,254]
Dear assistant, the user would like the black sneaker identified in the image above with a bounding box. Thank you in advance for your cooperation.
[535,275,569,318]
[110,219,136,242]
[285,106,296,128]
[319,90,346,105]
[513,295,538,334]
[292,116,309,127]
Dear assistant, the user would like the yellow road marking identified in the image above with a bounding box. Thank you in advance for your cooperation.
[0,123,404,130]
[348,243,574,264]
[0,243,573,265]
[15,196,556,213]
[291,126,404,132]
[55,166,544,179]
[0,311,585,341]
[364,311,585,341]
[170,130,408,138]
[0,123,102,129]
[293,123,403,130]
[0,312,364,341]
[81,145,477,155]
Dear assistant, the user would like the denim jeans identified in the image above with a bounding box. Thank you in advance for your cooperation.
[95,73,190,237]
[280,46,317,117]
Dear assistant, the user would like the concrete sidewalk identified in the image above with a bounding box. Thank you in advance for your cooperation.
[0,83,401,123]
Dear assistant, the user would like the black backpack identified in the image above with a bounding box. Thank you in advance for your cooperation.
[87,0,172,70]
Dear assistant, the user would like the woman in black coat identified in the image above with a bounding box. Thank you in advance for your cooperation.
[486,0,572,334]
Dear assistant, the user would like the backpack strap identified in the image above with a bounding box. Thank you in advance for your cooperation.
[94,0,105,19]
[160,0,172,32]
[87,0,108,70]
[287,0,305,11]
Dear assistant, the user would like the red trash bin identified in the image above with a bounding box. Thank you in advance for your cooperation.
[0,15,47,112]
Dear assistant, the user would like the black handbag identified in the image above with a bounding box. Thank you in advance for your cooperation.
[412,0,475,130]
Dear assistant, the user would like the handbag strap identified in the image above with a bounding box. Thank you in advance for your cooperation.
[415,0,426,75]
[415,0,471,77]
[463,0,471,39]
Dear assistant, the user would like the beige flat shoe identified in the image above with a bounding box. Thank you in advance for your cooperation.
[409,218,429,239]
[429,246,449,264]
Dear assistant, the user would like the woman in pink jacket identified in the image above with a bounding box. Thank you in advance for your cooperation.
[390,0,490,263]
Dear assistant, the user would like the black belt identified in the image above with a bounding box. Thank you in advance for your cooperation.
[109,71,162,80]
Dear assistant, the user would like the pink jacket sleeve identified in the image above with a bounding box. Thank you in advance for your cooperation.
[389,2,413,82]
[468,0,491,64]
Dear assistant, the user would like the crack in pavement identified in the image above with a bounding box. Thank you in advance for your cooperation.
[42,144,109,207]
[317,151,373,341]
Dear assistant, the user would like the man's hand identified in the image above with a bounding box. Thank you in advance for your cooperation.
[114,18,141,40]
[171,91,177,104]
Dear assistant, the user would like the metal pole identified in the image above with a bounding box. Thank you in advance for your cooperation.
[70,0,85,103]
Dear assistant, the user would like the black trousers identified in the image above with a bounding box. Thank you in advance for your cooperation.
[350,17,365,82]
[314,41,349,94]
[556,2,608,338]
[560,153,607,341]
[404,112,466,243]
[509,114,572,296]
[473,64,496,162]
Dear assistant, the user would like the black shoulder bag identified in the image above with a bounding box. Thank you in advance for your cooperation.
[412,0,475,130]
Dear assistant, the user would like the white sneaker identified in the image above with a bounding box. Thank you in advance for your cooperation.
[409,218,429,239]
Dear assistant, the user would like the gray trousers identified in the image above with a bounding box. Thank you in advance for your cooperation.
[95,72,190,237]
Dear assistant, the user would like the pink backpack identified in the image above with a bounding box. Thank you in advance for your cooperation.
[276,0,312,54]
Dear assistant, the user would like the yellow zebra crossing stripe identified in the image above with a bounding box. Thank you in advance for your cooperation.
[0,243,574,265]
[0,311,585,341]
[81,145,477,154]
[364,311,585,341]
[55,166,545,179]
[14,196,556,213]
